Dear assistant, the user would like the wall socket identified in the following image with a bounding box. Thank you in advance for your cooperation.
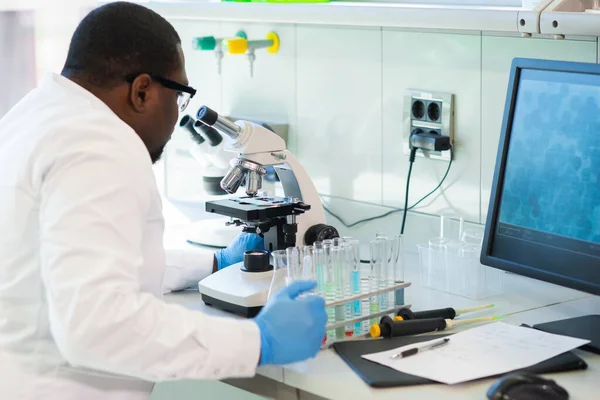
[403,89,454,161]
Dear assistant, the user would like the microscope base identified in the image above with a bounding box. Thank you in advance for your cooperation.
[198,262,272,318]
[200,294,263,318]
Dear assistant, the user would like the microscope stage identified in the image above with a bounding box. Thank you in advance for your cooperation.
[206,196,309,221]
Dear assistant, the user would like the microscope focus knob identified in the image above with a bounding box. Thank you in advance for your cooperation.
[304,224,340,246]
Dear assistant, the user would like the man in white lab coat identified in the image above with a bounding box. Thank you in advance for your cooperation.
[0,2,327,399]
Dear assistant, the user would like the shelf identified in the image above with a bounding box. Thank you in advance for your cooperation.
[100,0,529,33]
[540,0,600,36]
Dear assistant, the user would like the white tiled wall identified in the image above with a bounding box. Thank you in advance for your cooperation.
[382,30,481,223]
[220,22,297,151]
[167,19,599,226]
[296,26,382,204]
[164,20,223,201]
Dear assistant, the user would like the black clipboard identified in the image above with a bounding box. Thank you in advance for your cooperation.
[333,330,588,388]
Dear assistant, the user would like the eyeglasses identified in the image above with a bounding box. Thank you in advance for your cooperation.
[125,73,197,112]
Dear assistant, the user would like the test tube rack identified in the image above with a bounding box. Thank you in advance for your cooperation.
[322,280,412,346]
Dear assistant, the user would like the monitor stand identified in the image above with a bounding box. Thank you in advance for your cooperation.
[534,315,600,355]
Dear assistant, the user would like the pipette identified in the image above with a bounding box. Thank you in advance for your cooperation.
[394,303,495,321]
[369,315,504,338]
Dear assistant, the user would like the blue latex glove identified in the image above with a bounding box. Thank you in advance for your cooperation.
[214,232,264,270]
[254,280,327,366]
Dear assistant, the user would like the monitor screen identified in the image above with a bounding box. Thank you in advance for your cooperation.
[482,58,600,295]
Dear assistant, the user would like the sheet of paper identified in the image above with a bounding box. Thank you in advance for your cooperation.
[362,322,589,384]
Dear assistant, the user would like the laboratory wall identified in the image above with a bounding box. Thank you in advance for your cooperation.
[166,21,598,232]
[0,3,96,116]
[2,7,598,237]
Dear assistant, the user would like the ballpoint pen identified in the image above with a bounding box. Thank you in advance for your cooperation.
[390,337,450,359]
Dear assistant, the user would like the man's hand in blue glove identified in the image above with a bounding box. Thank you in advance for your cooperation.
[213,232,264,271]
[254,280,327,366]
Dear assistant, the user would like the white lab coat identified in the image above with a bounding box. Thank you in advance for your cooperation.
[0,73,261,399]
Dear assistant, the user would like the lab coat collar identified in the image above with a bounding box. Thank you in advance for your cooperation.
[40,72,116,114]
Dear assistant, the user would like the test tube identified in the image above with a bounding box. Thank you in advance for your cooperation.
[345,239,361,334]
[391,235,405,305]
[374,236,390,310]
[331,244,345,339]
[384,236,397,306]
[340,243,353,338]
[313,241,324,295]
[323,242,335,339]
[302,245,314,280]
[286,247,300,282]
[360,256,371,334]
[369,239,382,325]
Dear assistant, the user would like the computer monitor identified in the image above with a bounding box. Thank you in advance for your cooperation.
[481,57,600,353]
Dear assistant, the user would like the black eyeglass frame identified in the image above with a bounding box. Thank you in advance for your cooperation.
[125,73,196,98]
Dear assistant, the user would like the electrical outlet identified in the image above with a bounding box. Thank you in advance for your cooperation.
[411,98,426,121]
[426,101,442,123]
[403,90,454,161]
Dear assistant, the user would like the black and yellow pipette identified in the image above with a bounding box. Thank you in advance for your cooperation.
[394,303,495,322]
[370,315,504,338]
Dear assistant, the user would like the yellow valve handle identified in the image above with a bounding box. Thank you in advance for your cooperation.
[266,31,280,54]
[224,37,248,54]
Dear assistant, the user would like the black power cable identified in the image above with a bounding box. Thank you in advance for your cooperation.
[322,148,453,229]
[400,148,417,235]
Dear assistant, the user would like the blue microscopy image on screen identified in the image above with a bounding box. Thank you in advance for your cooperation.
[498,70,600,244]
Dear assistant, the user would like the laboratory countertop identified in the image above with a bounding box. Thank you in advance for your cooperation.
[281,297,600,400]
[160,201,597,399]
[164,256,598,400]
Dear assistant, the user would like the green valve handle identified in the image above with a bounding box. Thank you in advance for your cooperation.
[193,36,217,51]
[193,31,247,51]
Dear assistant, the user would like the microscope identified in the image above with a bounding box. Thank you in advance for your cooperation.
[195,106,339,317]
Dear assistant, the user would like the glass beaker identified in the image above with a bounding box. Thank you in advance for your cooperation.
[440,213,464,240]
[267,250,290,300]
[461,226,485,246]
[440,213,464,254]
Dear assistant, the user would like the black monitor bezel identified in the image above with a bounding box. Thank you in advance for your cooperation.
[481,57,600,296]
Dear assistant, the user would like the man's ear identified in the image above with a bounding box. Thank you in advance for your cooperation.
[129,74,153,112]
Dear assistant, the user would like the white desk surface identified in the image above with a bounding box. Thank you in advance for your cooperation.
[165,277,597,400]
[282,296,599,400]
[162,204,598,399]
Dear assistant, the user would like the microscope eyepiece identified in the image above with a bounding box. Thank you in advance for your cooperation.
[196,105,241,139]
[194,120,222,146]
[179,115,205,145]
[197,106,219,126]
